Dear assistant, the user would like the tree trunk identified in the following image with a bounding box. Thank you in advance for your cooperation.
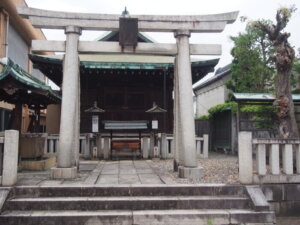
[255,7,299,138]
[274,43,299,138]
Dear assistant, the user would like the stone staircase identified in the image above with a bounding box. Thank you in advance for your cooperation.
[0,184,275,225]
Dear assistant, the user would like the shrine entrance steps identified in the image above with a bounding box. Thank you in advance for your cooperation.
[0,184,275,225]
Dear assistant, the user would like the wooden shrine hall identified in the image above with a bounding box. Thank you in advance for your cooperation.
[18,6,238,179]
[29,31,219,134]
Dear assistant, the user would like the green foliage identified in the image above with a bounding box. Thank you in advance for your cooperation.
[240,105,276,113]
[207,102,237,118]
[207,219,214,225]
[227,19,276,94]
[195,115,209,120]
[291,50,300,90]
[241,105,277,129]
[279,5,296,18]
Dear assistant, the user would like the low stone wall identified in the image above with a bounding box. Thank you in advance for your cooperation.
[261,183,300,216]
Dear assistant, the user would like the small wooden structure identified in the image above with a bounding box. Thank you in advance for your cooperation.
[0,57,61,132]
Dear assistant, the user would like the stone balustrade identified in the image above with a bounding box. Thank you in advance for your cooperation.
[238,131,300,184]
[45,133,209,160]
[158,134,209,159]
[45,134,88,157]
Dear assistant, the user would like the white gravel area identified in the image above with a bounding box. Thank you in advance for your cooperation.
[151,152,240,184]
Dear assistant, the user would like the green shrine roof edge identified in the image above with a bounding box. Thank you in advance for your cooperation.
[0,57,61,100]
[29,54,219,70]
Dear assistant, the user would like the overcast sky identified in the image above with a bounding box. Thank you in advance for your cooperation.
[25,0,300,83]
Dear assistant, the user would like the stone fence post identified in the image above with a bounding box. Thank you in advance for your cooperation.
[160,133,167,159]
[2,130,19,186]
[238,131,253,184]
[203,134,209,158]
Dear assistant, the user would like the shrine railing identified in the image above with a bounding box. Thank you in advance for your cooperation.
[238,131,300,184]
[44,133,209,160]
[45,134,89,157]
[159,134,209,159]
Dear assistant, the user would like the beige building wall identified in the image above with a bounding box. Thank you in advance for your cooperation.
[46,104,61,134]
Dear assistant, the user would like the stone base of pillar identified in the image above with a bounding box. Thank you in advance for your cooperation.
[178,166,204,179]
[50,167,77,179]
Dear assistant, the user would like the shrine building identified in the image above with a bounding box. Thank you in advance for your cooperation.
[30,31,219,134]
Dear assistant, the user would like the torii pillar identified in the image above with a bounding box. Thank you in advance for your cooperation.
[51,26,81,179]
[174,30,204,179]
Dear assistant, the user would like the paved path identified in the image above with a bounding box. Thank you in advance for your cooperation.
[16,160,166,186]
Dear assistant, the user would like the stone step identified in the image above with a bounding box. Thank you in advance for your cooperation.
[11,184,246,198]
[6,195,250,211]
[0,209,275,225]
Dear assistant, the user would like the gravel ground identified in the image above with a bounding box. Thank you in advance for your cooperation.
[152,152,240,184]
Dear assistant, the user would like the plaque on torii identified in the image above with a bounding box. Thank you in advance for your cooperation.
[119,17,138,48]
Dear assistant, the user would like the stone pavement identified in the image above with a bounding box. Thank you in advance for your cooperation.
[16,160,168,186]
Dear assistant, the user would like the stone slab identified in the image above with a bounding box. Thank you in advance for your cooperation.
[119,168,137,175]
[138,173,163,184]
[0,189,10,211]
[119,174,141,184]
[245,186,270,211]
[96,174,118,184]
[178,166,204,179]
[39,180,63,186]
[136,169,154,174]
[132,209,230,225]
[16,177,46,186]
[101,168,119,175]
[83,172,100,185]
[50,167,77,179]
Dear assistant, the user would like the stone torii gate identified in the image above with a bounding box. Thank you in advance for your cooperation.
[18,7,238,179]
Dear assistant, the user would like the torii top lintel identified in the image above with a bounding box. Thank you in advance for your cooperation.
[17,6,239,33]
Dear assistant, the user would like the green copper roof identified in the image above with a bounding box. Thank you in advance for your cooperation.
[97,31,155,43]
[232,93,300,102]
[30,54,217,70]
[29,54,219,87]
[0,57,61,106]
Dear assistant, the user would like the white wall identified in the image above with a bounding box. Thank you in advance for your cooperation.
[195,75,231,117]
